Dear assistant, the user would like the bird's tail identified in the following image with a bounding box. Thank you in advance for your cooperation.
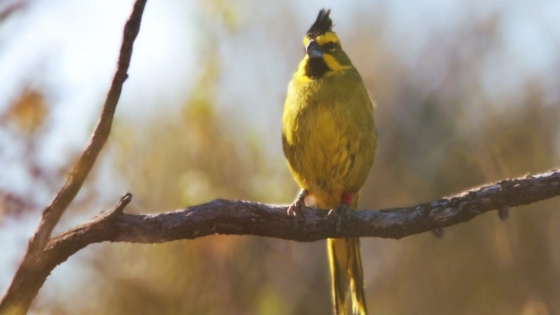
[328,237,368,315]
[326,192,367,315]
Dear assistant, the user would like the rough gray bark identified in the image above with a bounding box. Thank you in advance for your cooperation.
[49,169,560,245]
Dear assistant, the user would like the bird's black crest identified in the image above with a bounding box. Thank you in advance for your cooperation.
[306,9,333,38]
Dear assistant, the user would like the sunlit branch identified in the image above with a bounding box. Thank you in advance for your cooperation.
[3,169,557,315]
[45,169,560,248]
[1,168,550,312]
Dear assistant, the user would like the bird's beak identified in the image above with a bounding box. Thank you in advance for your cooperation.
[306,39,322,59]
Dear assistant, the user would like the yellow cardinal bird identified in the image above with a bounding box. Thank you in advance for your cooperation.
[282,9,376,315]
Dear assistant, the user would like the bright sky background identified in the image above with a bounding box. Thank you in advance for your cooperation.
[1,0,560,304]
[0,0,197,297]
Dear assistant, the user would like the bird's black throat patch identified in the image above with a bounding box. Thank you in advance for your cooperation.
[305,58,330,79]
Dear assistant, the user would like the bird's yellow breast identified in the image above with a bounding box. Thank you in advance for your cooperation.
[282,69,376,209]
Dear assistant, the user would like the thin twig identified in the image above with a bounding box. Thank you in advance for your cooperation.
[0,1,146,314]
[29,0,145,253]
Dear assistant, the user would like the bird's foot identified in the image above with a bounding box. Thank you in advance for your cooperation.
[327,202,351,217]
[328,202,352,234]
[328,192,354,233]
[287,189,308,217]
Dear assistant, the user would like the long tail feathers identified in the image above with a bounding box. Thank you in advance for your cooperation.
[328,237,368,315]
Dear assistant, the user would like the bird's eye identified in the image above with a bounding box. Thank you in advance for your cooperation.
[325,43,336,52]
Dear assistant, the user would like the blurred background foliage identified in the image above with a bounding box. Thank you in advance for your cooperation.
[1,0,560,314]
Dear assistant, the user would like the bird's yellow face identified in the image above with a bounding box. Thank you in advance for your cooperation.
[296,10,354,80]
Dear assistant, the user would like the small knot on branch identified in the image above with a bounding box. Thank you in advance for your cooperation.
[498,206,509,221]
[432,227,444,238]
[111,193,133,215]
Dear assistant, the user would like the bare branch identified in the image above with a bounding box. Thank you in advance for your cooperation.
[5,169,559,315]
[5,169,558,315]
[29,0,145,253]
[44,169,560,248]
[0,1,146,314]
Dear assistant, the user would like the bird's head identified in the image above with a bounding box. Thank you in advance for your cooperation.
[298,9,353,79]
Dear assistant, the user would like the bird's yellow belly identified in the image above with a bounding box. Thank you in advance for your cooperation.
[286,104,375,209]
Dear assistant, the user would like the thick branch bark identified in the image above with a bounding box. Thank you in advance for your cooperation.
[0,1,146,314]
[4,169,558,315]
[0,169,551,312]
[5,169,560,315]
[45,169,560,249]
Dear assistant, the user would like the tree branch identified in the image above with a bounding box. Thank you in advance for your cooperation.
[29,0,144,254]
[44,169,560,250]
[0,1,146,314]
[5,169,558,314]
